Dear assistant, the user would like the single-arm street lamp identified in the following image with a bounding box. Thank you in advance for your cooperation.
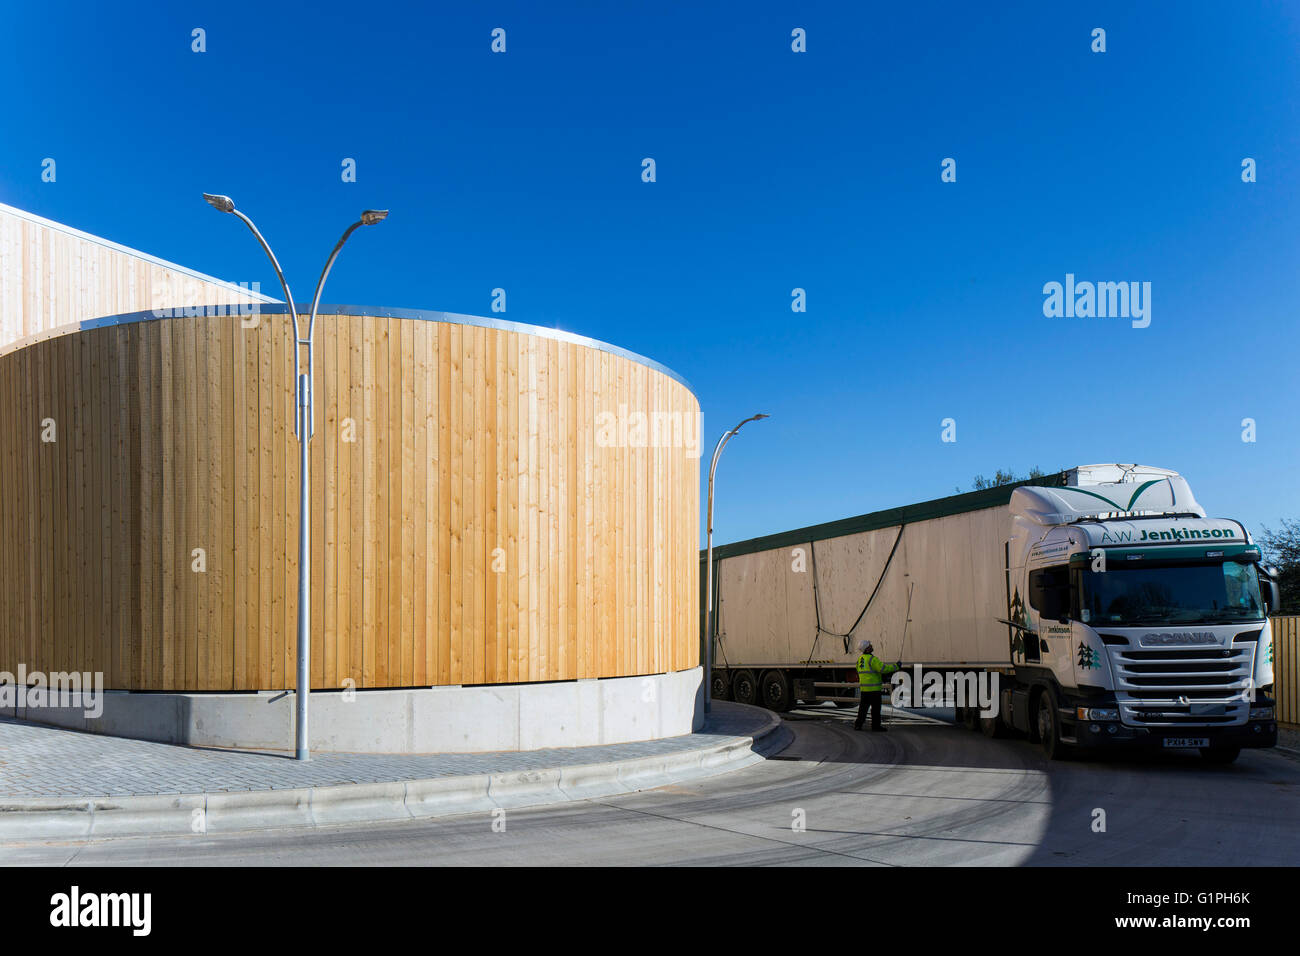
[204,194,388,760]
[704,413,768,714]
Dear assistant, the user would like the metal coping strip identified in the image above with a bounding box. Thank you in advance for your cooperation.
[68,303,694,393]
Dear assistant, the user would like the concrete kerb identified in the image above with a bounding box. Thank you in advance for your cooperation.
[305,781,412,829]
[485,769,566,809]
[205,787,314,834]
[90,794,206,839]
[0,799,97,843]
[0,704,785,843]
[405,774,496,818]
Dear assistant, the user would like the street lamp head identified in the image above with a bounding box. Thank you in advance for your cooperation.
[360,209,389,225]
[203,193,235,214]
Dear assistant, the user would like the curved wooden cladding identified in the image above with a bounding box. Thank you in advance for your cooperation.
[0,312,700,690]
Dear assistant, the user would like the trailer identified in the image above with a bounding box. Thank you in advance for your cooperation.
[701,464,1281,762]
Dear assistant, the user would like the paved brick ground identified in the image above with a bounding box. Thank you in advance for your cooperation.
[0,702,770,798]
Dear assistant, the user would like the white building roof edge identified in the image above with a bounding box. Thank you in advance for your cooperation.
[0,201,281,304]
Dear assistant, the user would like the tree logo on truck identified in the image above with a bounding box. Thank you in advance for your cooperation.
[1008,588,1028,656]
[1077,642,1101,669]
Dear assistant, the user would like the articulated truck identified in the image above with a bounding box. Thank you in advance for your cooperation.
[702,464,1281,762]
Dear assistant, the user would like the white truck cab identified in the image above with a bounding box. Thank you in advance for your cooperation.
[1003,464,1279,760]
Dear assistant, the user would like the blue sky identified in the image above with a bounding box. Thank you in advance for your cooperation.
[3,1,1297,547]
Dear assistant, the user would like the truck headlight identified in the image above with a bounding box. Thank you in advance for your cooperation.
[1250,706,1275,720]
[1077,707,1119,721]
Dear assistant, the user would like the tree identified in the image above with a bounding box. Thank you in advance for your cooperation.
[1258,518,1300,614]
[972,466,1049,491]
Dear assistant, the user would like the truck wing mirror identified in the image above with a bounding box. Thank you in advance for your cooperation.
[1260,565,1281,613]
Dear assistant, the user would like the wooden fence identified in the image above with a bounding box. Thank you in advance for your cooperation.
[1274,615,1299,727]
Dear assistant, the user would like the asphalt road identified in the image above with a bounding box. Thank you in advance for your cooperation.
[5,705,1298,866]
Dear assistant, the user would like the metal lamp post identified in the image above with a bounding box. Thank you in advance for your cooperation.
[704,413,768,714]
[204,194,388,760]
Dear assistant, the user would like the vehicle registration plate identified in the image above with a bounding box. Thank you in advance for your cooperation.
[1162,737,1209,748]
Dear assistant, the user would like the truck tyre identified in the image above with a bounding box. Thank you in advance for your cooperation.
[731,669,759,707]
[1199,746,1241,765]
[961,706,980,731]
[1036,690,1072,760]
[979,713,1004,738]
[710,669,730,702]
[760,670,793,712]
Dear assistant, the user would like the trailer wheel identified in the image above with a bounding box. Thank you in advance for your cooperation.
[710,669,731,701]
[760,670,793,713]
[731,669,759,707]
[1199,746,1241,765]
[979,713,1004,738]
[960,705,980,731]
[1036,690,1071,760]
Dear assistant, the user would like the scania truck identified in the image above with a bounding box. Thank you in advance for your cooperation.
[702,464,1281,762]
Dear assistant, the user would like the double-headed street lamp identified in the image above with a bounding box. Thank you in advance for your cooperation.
[204,194,388,760]
[704,413,768,714]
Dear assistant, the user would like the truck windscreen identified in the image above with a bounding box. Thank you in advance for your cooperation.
[1080,560,1264,626]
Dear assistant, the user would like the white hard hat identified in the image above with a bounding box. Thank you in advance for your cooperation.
[859,639,872,652]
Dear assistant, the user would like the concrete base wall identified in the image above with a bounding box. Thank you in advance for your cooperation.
[0,667,705,754]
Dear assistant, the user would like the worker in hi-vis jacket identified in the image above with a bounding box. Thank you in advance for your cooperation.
[854,640,900,732]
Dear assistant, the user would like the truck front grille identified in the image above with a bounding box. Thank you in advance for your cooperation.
[1105,640,1255,727]
[1127,708,1239,724]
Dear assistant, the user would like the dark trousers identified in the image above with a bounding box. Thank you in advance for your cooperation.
[854,690,883,731]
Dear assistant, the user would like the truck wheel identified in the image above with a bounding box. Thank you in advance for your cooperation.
[731,669,759,707]
[1199,746,1241,765]
[710,669,730,701]
[760,670,793,713]
[961,706,980,731]
[979,713,1004,738]
[1036,690,1071,760]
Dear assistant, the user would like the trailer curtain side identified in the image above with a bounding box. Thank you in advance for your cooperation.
[714,504,1013,669]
